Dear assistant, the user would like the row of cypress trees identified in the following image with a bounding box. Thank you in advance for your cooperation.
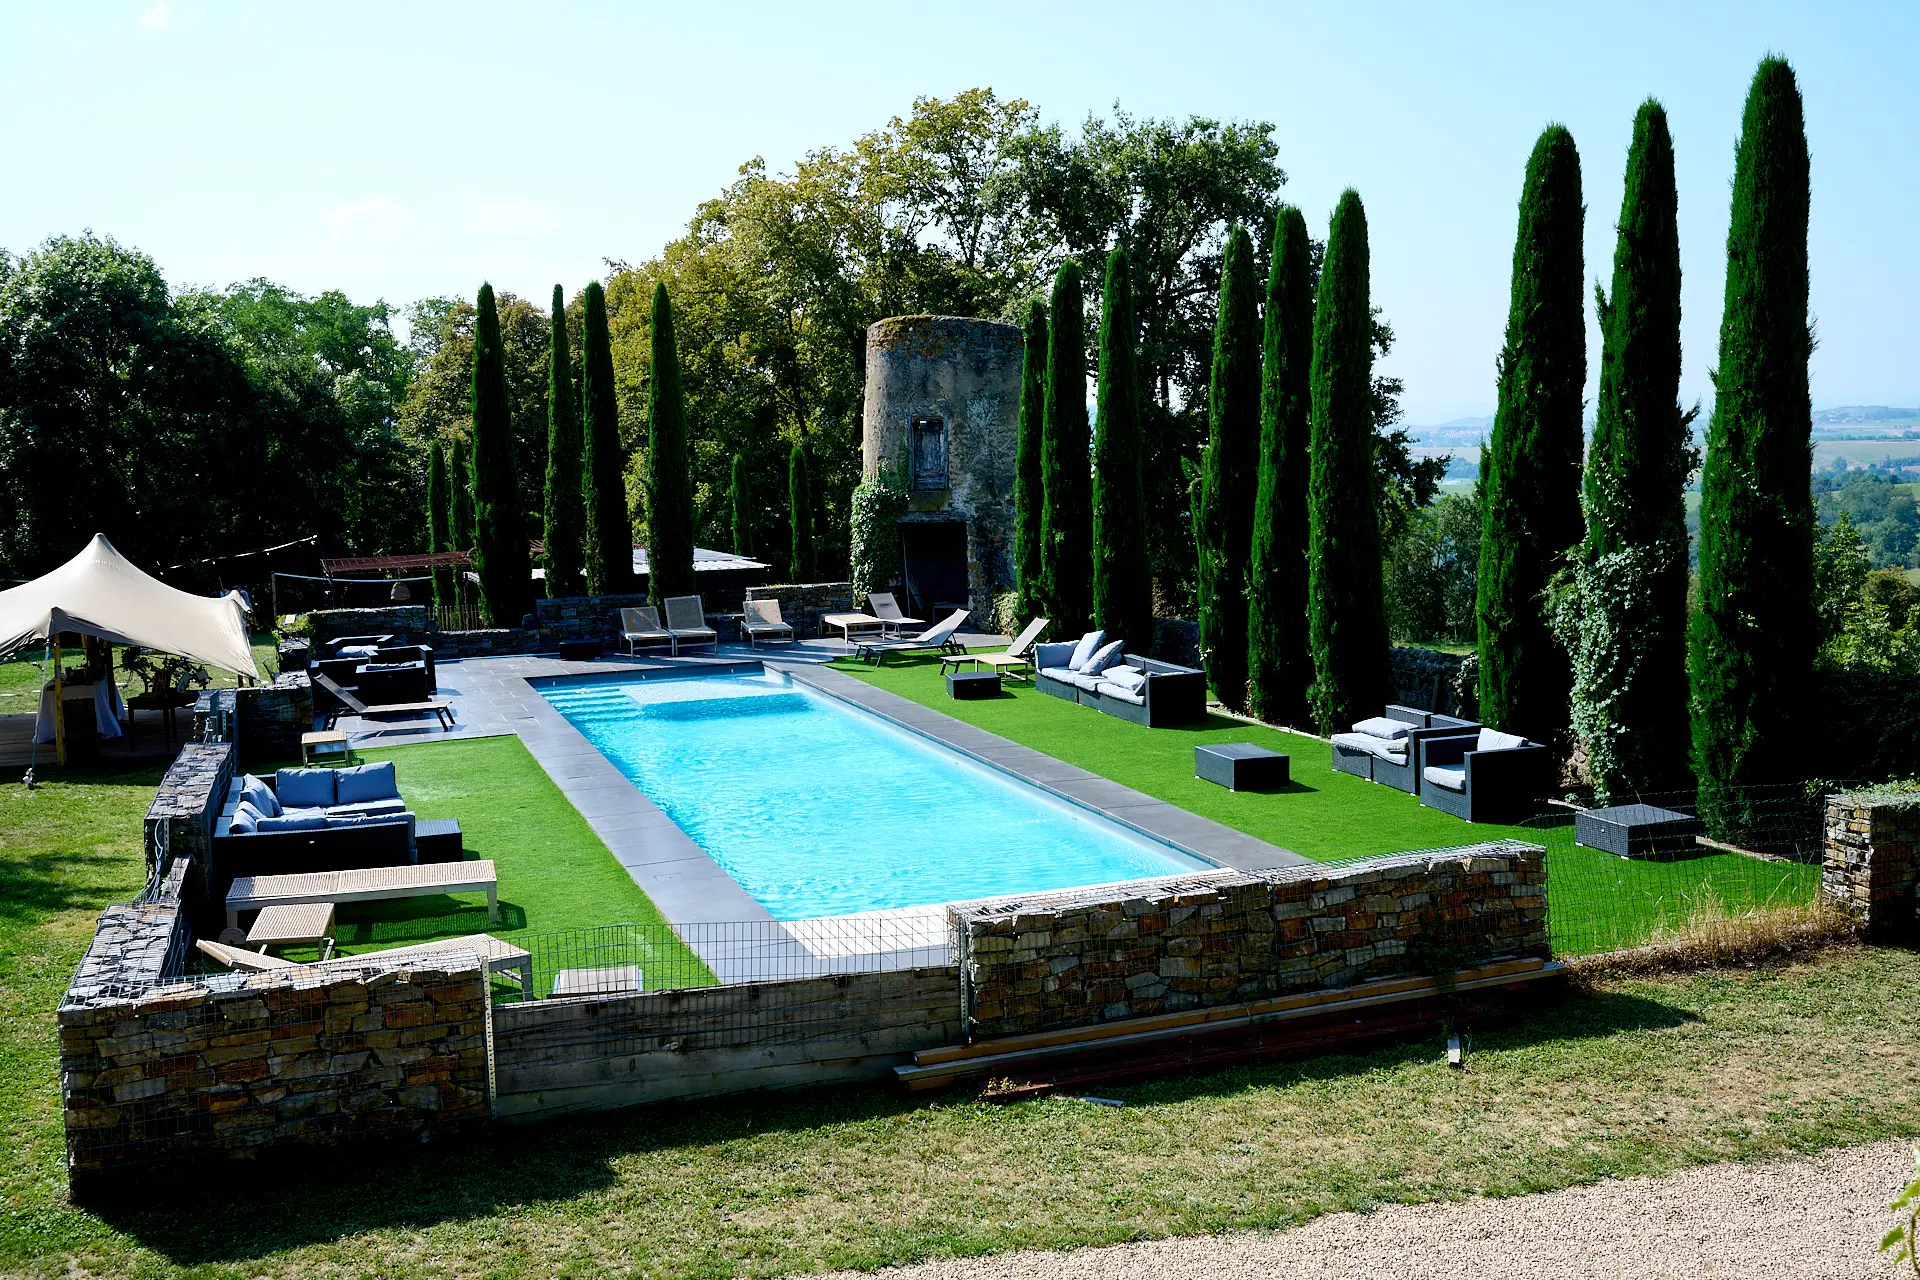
[1476,57,1813,820]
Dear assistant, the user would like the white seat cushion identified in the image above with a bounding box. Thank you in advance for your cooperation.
[1352,716,1412,741]
[1103,666,1147,693]
[1066,671,1105,692]
[1477,728,1529,753]
[1039,667,1078,683]
[1083,638,1126,675]
[1095,679,1146,705]
[1331,731,1407,762]
[1423,765,1467,792]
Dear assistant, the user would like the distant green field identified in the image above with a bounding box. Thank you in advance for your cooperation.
[1815,439,1920,471]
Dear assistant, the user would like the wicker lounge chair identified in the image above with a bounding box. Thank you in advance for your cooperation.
[312,671,454,731]
[196,933,534,993]
[866,591,925,638]
[741,598,795,648]
[225,859,498,929]
[853,609,971,665]
[620,606,674,656]
[939,616,1047,682]
[662,595,718,654]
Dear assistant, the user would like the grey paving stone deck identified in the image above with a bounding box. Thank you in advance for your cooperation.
[345,640,1304,982]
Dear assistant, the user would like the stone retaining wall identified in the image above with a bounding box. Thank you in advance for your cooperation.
[59,955,492,1191]
[304,606,437,647]
[745,582,855,639]
[1391,647,1472,719]
[536,593,652,643]
[234,672,312,765]
[435,628,543,659]
[952,843,1548,1040]
[1824,790,1920,943]
[143,742,235,882]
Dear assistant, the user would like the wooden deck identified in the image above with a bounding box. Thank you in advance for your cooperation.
[0,709,198,771]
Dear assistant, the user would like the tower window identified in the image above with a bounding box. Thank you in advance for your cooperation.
[910,415,947,490]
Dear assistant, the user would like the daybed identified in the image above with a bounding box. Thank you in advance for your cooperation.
[1034,632,1207,728]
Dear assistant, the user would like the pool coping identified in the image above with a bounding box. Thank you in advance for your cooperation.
[500,658,1305,982]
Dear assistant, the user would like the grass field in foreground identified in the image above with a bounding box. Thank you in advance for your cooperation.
[827,654,1818,955]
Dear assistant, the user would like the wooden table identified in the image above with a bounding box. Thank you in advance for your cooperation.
[940,651,1034,682]
[551,966,642,998]
[821,612,885,645]
[246,902,335,957]
[301,730,351,764]
[226,860,498,929]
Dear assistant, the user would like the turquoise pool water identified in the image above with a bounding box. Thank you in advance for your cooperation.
[540,670,1210,919]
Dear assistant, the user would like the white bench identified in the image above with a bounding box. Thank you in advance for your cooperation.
[225,860,498,929]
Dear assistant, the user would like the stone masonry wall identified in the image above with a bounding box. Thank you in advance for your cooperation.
[1824,790,1920,943]
[304,606,437,647]
[537,593,652,643]
[59,954,491,1190]
[952,843,1549,1040]
[745,582,855,640]
[143,742,235,881]
[234,672,313,766]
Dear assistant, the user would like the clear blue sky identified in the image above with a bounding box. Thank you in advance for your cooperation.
[2,1,1912,424]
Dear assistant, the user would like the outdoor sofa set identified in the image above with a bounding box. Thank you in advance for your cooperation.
[1033,629,1208,728]
[1331,705,1550,823]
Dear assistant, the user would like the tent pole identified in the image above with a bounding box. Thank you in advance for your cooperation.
[52,637,65,767]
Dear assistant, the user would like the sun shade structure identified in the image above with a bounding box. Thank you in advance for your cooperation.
[0,534,258,676]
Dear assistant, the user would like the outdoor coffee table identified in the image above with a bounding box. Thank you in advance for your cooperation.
[939,651,1034,682]
[246,902,335,957]
[1195,742,1290,791]
[551,966,642,998]
[822,612,885,646]
[301,729,351,764]
[1575,803,1703,860]
[945,670,1001,700]
[557,638,603,661]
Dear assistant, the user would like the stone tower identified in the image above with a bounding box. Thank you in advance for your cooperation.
[861,315,1023,620]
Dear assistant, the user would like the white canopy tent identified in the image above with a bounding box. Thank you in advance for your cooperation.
[0,534,258,676]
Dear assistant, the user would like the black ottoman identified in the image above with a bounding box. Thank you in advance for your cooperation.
[946,671,1001,700]
[558,638,603,661]
[1195,742,1289,791]
[415,818,465,863]
[1575,803,1703,860]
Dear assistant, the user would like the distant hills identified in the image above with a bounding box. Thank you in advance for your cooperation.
[1402,406,1920,449]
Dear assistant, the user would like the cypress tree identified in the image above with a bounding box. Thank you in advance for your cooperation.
[788,441,815,581]
[1691,58,1815,826]
[644,282,696,605]
[1477,125,1586,748]
[449,434,475,560]
[1247,205,1315,727]
[1091,246,1153,650]
[470,283,529,626]
[1040,261,1092,636]
[581,281,632,596]
[426,437,453,608]
[1573,100,1692,799]
[1012,299,1049,621]
[730,453,753,557]
[1196,225,1262,709]
[541,284,586,598]
[1306,191,1390,733]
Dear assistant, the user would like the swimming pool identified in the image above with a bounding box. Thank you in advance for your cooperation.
[539,670,1212,919]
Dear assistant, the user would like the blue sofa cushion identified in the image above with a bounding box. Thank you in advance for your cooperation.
[238,774,282,817]
[334,761,399,806]
[1423,765,1467,792]
[1083,639,1126,675]
[1034,642,1077,671]
[228,801,264,834]
[276,768,337,808]
[1068,630,1107,671]
[324,812,396,827]
[256,813,329,833]
[327,797,407,818]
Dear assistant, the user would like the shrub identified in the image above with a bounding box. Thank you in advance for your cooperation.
[848,469,909,598]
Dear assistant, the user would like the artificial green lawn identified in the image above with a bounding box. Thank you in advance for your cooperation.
[827,653,1818,955]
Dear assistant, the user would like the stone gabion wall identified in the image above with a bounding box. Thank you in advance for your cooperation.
[59,954,492,1189]
[143,742,234,880]
[435,628,542,659]
[1824,790,1920,943]
[234,672,313,765]
[304,606,437,647]
[66,860,193,1008]
[745,582,855,639]
[951,843,1549,1040]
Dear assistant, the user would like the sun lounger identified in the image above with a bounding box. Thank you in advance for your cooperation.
[313,671,454,731]
[866,591,925,638]
[662,595,719,654]
[225,859,498,929]
[939,616,1048,681]
[196,932,534,993]
[741,598,795,648]
[620,606,674,656]
[853,609,972,665]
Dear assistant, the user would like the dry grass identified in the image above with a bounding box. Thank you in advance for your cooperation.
[1566,888,1860,980]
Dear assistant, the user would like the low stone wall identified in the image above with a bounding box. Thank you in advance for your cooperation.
[234,672,313,766]
[304,606,436,647]
[60,954,492,1191]
[745,582,854,640]
[66,859,194,1008]
[537,593,651,643]
[143,742,235,882]
[492,966,960,1118]
[952,842,1549,1040]
[1391,647,1471,719]
[1824,789,1920,943]
[435,628,542,659]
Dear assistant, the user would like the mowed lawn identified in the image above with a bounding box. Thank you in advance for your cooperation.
[826,653,1819,955]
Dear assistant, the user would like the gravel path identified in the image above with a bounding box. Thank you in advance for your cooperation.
[832,1140,1917,1280]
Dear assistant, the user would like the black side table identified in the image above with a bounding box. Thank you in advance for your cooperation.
[558,639,603,661]
[415,818,465,863]
[946,671,1001,700]
[1195,743,1289,791]
[1575,803,1703,860]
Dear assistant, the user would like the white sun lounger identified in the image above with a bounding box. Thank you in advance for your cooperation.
[853,609,971,665]
[939,616,1048,681]
[225,860,498,929]
[662,595,719,654]
[866,591,925,638]
[741,598,795,648]
[620,606,674,656]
